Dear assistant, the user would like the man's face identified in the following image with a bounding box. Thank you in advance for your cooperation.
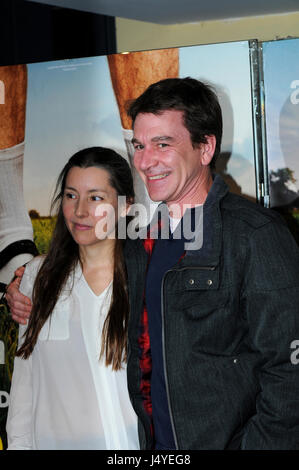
[132,110,209,206]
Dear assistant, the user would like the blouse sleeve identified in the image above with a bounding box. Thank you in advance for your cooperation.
[6,258,43,450]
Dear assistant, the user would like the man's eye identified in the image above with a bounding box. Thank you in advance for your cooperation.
[158,143,168,148]
[92,195,103,201]
[134,144,143,150]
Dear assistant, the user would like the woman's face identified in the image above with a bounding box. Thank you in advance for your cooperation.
[62,166,120,247]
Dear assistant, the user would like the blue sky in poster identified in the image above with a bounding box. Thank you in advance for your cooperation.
[179,41,254,160]
[23,42,256,215]
[24,56,126,214]
[263,38,299,199]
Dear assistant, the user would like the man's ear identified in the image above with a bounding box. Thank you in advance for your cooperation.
[200,135,216,166]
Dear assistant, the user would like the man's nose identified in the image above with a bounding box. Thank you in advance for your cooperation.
[135,147,158,171]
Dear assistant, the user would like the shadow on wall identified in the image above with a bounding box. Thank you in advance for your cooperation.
[270,167,299,245]
[213,83,256,204]
[267,90,299,245]
[215,151,256,204]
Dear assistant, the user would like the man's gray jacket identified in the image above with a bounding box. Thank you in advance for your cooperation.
[124,175,299,450]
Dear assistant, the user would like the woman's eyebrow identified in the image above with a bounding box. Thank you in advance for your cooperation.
[64,186,108,194]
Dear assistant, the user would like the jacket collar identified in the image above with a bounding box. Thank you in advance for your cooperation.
[179,174,229,268]
[124,174,229,269]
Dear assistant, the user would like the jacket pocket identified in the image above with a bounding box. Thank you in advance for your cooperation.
[181,266,220,291]
[214,354,259,429]
[168,287,241,355]
[181,289,230,318]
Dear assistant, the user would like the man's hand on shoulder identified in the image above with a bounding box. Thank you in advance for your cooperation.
[6,266,32,325]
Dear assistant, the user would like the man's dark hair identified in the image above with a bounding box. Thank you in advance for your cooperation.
[128,77,223,168]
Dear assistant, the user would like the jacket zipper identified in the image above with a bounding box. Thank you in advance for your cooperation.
[161,264,216,450]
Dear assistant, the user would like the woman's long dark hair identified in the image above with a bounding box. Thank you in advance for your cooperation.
[17,147,134,370]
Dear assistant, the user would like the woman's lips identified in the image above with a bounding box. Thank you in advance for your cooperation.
[73,223,92,231]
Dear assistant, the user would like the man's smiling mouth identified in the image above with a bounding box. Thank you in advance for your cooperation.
[148,173,170,180]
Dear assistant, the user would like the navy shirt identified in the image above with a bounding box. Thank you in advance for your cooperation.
[145,216,187,450]
[144,186,216,449]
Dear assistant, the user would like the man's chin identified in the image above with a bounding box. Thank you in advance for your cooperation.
[147,192,166,203]
[144,184,164,201]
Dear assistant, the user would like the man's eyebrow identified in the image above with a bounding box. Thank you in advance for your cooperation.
[131,136,174,144]
[151,136,174,142]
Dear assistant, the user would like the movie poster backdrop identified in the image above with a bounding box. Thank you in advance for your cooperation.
[0,41,255,448]
[262,38,299,243]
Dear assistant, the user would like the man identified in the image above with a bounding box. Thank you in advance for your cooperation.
[7,78,299,450]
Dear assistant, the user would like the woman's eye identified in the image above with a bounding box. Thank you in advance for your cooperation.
[91,195,103,201]
[65,193,76,199]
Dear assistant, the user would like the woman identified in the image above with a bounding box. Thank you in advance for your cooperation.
[6,147,139,450]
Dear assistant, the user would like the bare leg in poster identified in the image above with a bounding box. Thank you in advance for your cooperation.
[107,48,179,224]
[0,65,36,288]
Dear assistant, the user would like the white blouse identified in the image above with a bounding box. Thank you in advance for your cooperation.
[6,257,139,450]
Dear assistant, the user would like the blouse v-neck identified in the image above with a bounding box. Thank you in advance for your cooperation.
[76,263,113,300]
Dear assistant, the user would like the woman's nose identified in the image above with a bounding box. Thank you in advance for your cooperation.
[75,198,88,217]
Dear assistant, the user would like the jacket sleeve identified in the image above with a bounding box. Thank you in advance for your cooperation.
[240,219,299,449]
[6,264,36,450]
